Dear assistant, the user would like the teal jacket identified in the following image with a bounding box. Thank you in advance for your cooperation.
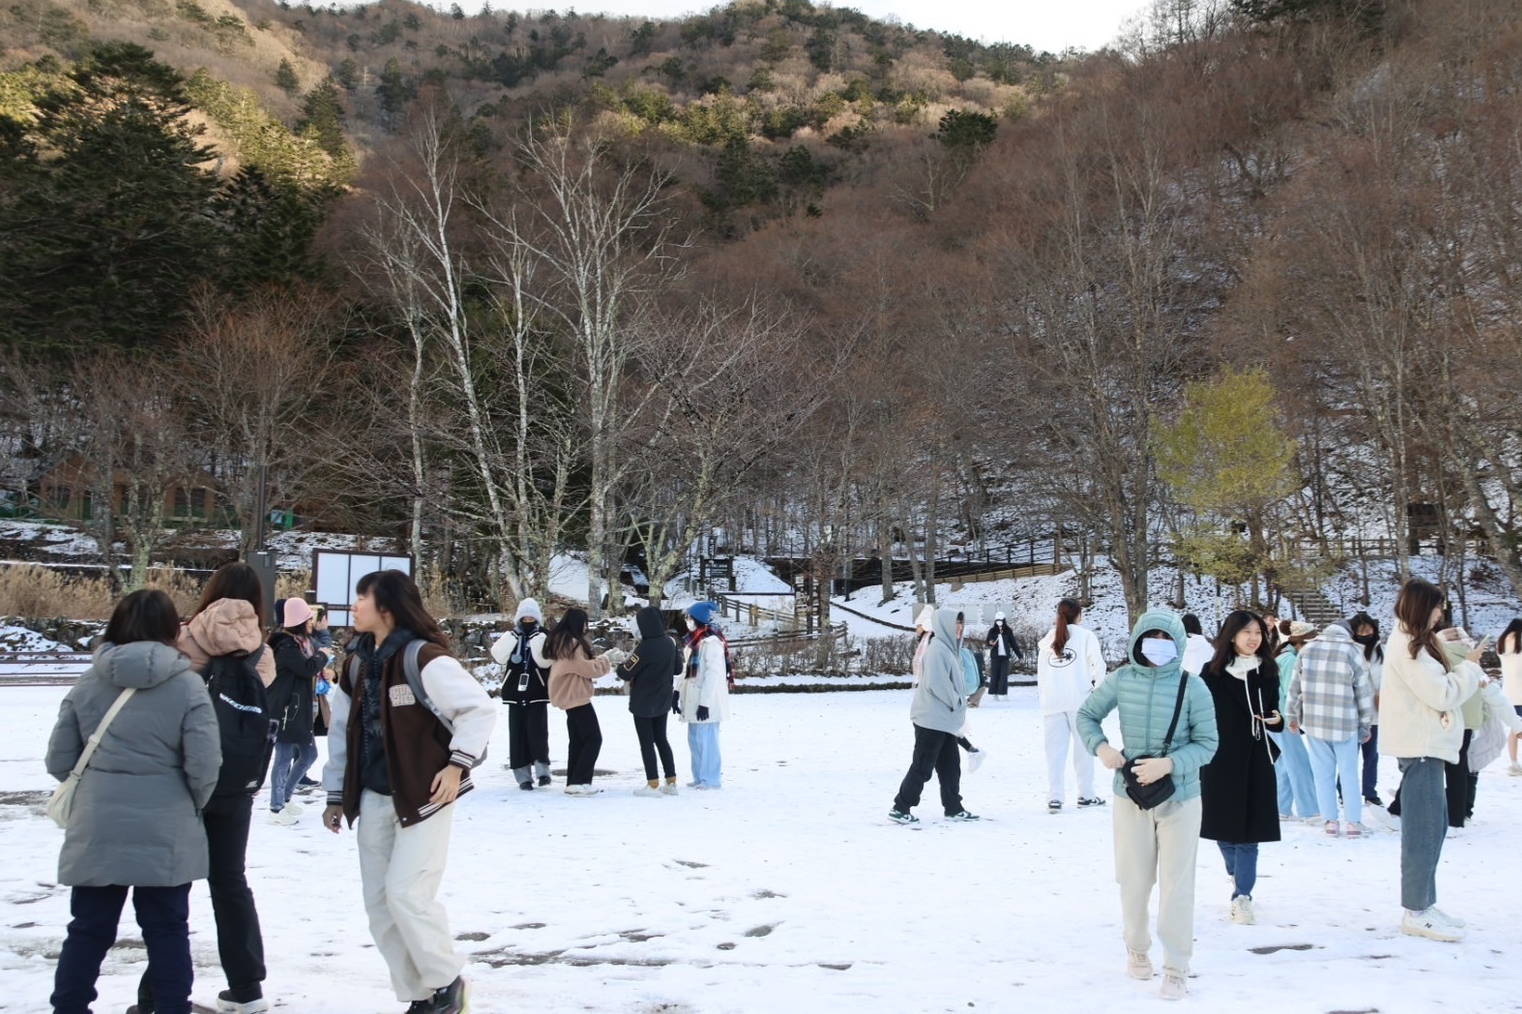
[1077,609,1219,802]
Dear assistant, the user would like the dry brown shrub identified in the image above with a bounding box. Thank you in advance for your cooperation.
[275,570,312,604]
[0,566,115,619]
[416,567,458,620]
[143,568,206,616]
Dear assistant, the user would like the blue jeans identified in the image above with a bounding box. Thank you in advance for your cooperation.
[1398,757,1448,911]
[1218,841,1259,899]
[270,738,319,811]
[1361,726,1380,800]
[688,723,722,788]
[53,883,193,1014]
[1307,734,1362,824]
[1270,729,1318,818]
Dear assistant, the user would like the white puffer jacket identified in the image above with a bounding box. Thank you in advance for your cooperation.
[1378,628,1480,765]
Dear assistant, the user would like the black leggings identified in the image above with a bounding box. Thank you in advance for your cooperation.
[633,714,677,781]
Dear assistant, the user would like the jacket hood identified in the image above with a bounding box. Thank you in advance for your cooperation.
[930,607,962,651]
[186,598,265,658]
[635,605,666,640]
[94,640,194,689]
[1319,623,1355,645]
[1127,609,1187,678]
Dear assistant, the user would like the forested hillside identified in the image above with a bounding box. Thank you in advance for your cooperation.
[1,0,1519,623]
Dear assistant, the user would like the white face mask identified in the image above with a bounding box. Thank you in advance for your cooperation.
[1139,638,1178,666]
[685,617,697,632]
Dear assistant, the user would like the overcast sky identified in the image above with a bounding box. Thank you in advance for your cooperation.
[483,1,1150,54]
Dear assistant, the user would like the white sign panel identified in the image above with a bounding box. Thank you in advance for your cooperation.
[313,550,413,627]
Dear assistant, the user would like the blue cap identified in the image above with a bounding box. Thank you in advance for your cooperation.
[687,601,718,626]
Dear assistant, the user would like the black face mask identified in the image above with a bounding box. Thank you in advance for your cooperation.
[1352,633,1378,647]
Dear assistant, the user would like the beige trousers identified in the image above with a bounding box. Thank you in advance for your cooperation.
[357,789,466,1002]
[1112,794,1202,976]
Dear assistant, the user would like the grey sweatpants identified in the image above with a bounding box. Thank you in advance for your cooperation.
[1112,794,1202,976]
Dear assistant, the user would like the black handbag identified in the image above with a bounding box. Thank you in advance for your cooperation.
[1122,673,1190,810]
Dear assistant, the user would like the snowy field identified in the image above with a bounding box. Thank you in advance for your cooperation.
[2,687,1521,1013]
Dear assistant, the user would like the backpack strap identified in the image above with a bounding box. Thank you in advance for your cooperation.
[401,639,453,734]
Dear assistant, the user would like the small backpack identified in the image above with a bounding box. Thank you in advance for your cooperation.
[204,647,277,797]
[347,640,488,768]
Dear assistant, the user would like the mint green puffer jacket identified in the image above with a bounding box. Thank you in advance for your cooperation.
[1077,609,1219,802]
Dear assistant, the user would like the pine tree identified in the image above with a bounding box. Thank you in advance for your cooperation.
[275,57,299,95]
[297,77,347,158]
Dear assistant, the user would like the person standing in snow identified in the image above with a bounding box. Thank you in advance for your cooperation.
[321,570,495,1013]
[1037,598,1107,813]
[1379,578,1481,942]
[1180,614,1215,677]
[889,607,978,824]
[679,602,730,790]
[1348,613,1387,807]
[1287,620,1375,838]
[545,608,622,796]
[48,590,222,1014]
[1500,619,1522,776]
[1270,622,1319,822]
[266,599,332,826]
[490,599,554,791]
[1197,611,1282,926]
[618,605,683,796]
[1078,611,1218,1002]
[985,612,1022,699]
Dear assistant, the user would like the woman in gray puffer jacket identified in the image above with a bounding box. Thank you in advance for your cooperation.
[46,589,222,1014]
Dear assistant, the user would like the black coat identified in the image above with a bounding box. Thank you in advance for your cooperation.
[617,606,682,718]
[1199,658,1282,844]
[268,631,327,744]
[986,624,1022,660]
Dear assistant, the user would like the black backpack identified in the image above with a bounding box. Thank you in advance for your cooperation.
[204,647,277,797]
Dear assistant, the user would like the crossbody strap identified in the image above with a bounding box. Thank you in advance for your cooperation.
[67,687,137,780]
[1158,673,1190,757]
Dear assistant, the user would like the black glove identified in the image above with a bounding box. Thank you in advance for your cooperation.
[696,705,710,721]
[672,690,682,715]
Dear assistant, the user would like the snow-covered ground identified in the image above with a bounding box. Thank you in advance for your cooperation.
[3,687,1520,1012]
[0,625,72,653]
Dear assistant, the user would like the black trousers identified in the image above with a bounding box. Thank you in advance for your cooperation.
[893,725,963,816]
[565,704,603,786]
[507,701,551,771]
[55,884,192,1014]
[633,714,677,781]
[1445,729,1476,828]
[140,792,265,1007]
[989,655,1012,695]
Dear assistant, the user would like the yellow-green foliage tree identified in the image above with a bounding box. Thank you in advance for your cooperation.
[1153,366,1298,604]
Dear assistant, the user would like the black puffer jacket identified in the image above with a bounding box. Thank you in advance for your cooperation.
[268,630,328,744]
[617,606,682,718]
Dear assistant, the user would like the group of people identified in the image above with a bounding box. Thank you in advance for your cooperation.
[888,580,1522,1000]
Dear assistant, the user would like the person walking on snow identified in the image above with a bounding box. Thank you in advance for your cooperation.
[321,570,496,1014]
[618,605,683,796]
[490,598,554,790]
[1270,621,1319,822]
[889,608,979,824]
[1037,598,1107,813]
[679,602,730,789]
[266,598,332,826]
[1287,620,1375,838]
[985,612,1023,699]
[1078,610,1219,1002]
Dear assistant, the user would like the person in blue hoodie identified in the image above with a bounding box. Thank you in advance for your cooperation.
[888,607,979,825]
[1078,610,1219,1002]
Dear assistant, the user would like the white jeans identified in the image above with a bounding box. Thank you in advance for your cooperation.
[356,789,466,1002]
[1113,795,1202,976]
[1044,710,1096,802]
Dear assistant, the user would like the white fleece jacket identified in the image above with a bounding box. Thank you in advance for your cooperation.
[1036,623,1106,715]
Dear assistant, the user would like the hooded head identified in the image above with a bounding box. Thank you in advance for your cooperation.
[515,598,543,625]
[930,607,962,651]
[1127,609,1187,677]
[915,605,935,632]
[635,605,665,639]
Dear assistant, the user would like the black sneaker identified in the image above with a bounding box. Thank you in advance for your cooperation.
[1077,797,1107,808]
[537,774,552,787]
[519,780,534,791]
[217,988,269,1013]
[430,976,467,1014]
[297,776,320,786]
[1048,799,1063,813]
[946,810,980,821]
[405,1002,431,1014]
[888,809,919,825]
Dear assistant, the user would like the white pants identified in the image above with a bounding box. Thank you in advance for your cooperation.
[1113,795,1202,976]
[356,789,466,1002]
[1044,710,1096,802]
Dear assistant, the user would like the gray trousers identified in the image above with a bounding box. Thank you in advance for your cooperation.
[1397,757,1448,912]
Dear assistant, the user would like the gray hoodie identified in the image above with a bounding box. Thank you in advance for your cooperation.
[910,608,967,734]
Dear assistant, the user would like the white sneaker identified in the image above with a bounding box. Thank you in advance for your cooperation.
[564,784,603,796]
[1402,908,1464,942]
[1429,907,1467,929]
[632,786,664,798]
[1126,949,1153,980]
[1230,896,1256,925]
[660,783,680,796]
[280,801,304,816]
[1324,820,1341,838]
[1344,821,1368,839]
[1304,815,1326,826]
[1158,972,1188,1001]
[267,808,299,826]
[966,748,986,774]
[1508,762,1522,777]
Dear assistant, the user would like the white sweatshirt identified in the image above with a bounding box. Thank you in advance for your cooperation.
[1036,623,1106,715]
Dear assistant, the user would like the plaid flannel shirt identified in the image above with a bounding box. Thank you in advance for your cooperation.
[1287,624,1375,741]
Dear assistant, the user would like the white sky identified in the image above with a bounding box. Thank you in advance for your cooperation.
[476,1,1150,54]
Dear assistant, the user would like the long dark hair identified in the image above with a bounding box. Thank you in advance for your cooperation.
[1394,578,1446,666]
[1053,598,1082,656]
[194,561,267,629]
[1349,611,1384,663]
[1499,618,1522,656]
[544,607,593,660]
[1206,610,1271,675]
[354,570,451,651]
[105,589,181,646]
